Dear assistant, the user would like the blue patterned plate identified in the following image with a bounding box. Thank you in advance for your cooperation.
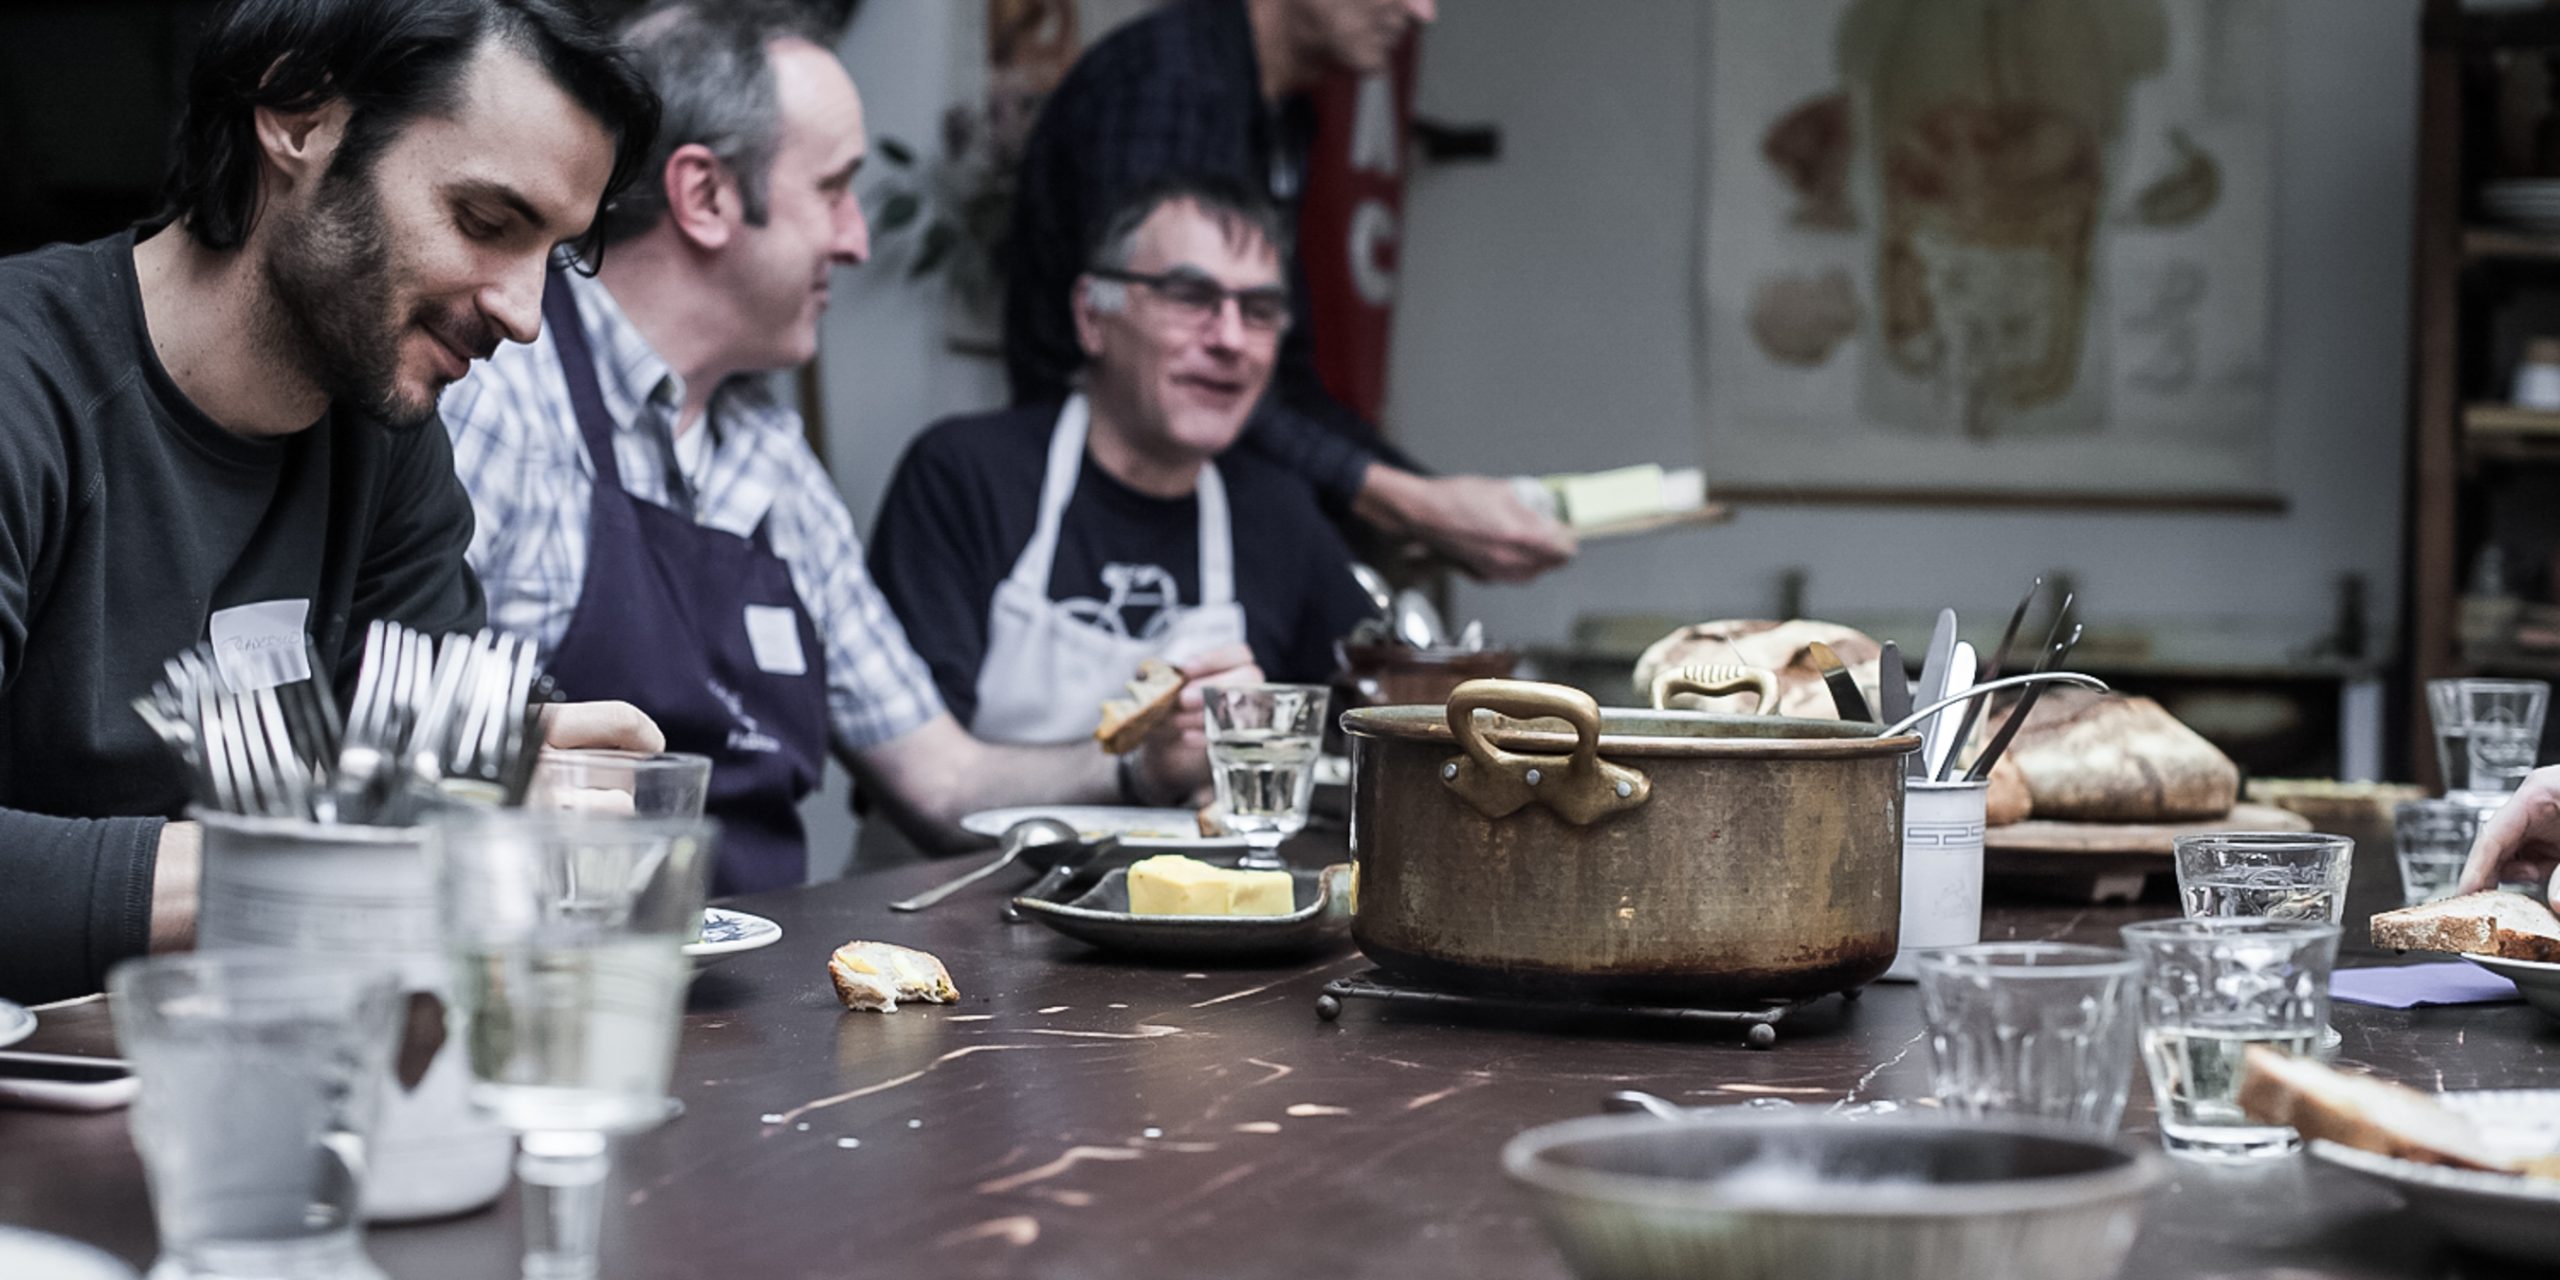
[683,908,780,967]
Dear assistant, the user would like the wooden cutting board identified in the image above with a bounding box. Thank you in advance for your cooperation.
[1984,803,2313,857]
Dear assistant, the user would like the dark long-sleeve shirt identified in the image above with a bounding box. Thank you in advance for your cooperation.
[0,231,483,1003]
[1000,0,1416,510]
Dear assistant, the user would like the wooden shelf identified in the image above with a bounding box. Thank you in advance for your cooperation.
[2461,403,2560,466]
[2464,226,2560,262]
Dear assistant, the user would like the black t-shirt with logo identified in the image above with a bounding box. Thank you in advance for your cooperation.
[867,402,1373,727]
[0,230,484,1003]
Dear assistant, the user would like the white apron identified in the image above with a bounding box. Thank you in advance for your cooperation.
[970,395,1248,744]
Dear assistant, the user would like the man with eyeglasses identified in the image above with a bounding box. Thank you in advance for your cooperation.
[1003,0,1576,585]
[870,175,1372,746]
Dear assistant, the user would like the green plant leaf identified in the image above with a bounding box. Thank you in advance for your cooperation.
[874,193,921,233]
[911,221,956,278]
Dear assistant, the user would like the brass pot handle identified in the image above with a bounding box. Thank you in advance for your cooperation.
[1441,679,1650,825]
[1649,663,1779,714]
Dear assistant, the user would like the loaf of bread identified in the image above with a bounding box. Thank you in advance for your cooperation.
[2237,1045,2516,1172]
[1984,753,2032,826]
[828,941,959,1013]
[1997,688,2236,822]
[1095,659,1185,754]
[2371,891,2560,962]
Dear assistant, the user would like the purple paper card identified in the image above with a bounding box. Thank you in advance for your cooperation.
[2330,963,2520,1009]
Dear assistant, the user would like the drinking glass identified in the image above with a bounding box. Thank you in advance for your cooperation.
[1916,942,2141,1132]
[526,749,712,819]
[2394,798,2480,907]
[111,950,404,1280]
[2122,917,2341,1160]
[1202,683,1329,870]
[2428,678,2548,804]
[429,810,718,1280]
[2173,831,2352,1053]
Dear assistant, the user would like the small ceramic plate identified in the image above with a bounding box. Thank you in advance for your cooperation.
[1011,865,1349,962]
[684,908,781,967]
[0,1000,32,1050]
[2460,953,2560,1021]
[960,805,1222,849]
[2309,1090,2560,1263]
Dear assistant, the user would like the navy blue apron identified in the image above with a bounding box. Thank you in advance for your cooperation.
[539,273,829,895]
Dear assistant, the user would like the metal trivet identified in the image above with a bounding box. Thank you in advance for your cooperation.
[1315,968,1833,1049]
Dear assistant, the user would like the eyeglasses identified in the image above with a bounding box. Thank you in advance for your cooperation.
[1089,267,1293,334]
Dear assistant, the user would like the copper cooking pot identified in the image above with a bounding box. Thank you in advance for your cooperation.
[1339,670,1919,1003]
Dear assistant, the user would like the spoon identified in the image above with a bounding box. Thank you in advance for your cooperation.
[1349,562,1395,622]
[890,818,1078,912]
[1393,589,1444,650]
[1601,1090,1687,1121]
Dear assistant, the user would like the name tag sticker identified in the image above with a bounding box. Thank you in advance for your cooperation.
[743,604,807,676]
[208,599,312,690]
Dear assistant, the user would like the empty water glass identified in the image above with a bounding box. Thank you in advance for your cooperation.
[2173,831,2352,1053]
[526,749,712,819]
[2122,917,2341,1161]
[2428,678,2548,804]
[2394,798,2479,906]
[111,950,404,1280]
[1916,942,2141,1132]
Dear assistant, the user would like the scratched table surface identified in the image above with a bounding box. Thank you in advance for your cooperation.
[5,826,2558,1280]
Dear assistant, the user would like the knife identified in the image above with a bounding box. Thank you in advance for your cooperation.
[1805,641,1871,722]
[1911,609,1958,778]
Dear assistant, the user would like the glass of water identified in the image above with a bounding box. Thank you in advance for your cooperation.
[111,950,404,1280]
[1203,683,1330,870]
[2428,678,2548,804]
[1916,942,2141,1132]
[429,810,718,1280]
[2122,917,2341,1160]
[2173,831,2352,1053]
[2394,798,2480,906]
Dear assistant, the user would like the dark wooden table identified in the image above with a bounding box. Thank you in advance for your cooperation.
[5,828,2558,1280]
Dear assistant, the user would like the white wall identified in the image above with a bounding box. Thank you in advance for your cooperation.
[1390,0,2417,654]
[806,0,2422,863]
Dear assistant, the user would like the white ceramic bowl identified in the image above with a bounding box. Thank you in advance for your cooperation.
[1502,1111,2163,1280]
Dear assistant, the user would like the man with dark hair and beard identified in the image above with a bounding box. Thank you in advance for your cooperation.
[0,0,663,1005]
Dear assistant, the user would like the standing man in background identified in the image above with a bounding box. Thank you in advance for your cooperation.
[446,1,1238,891]
[1002,0,1577,583]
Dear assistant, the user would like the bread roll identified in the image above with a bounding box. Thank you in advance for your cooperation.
[1631,619,1883,719]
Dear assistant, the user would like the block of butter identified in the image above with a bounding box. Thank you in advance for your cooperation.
[1125,854,1296,917]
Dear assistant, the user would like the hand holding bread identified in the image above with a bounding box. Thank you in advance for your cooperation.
[2459,765,2560,903]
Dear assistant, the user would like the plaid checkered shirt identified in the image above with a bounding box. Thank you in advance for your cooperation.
[439,269,944,754]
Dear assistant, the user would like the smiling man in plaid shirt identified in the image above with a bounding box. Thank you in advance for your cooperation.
[443,2,1241,890]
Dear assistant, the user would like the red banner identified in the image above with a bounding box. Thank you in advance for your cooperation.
[1296,36,1418,426]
